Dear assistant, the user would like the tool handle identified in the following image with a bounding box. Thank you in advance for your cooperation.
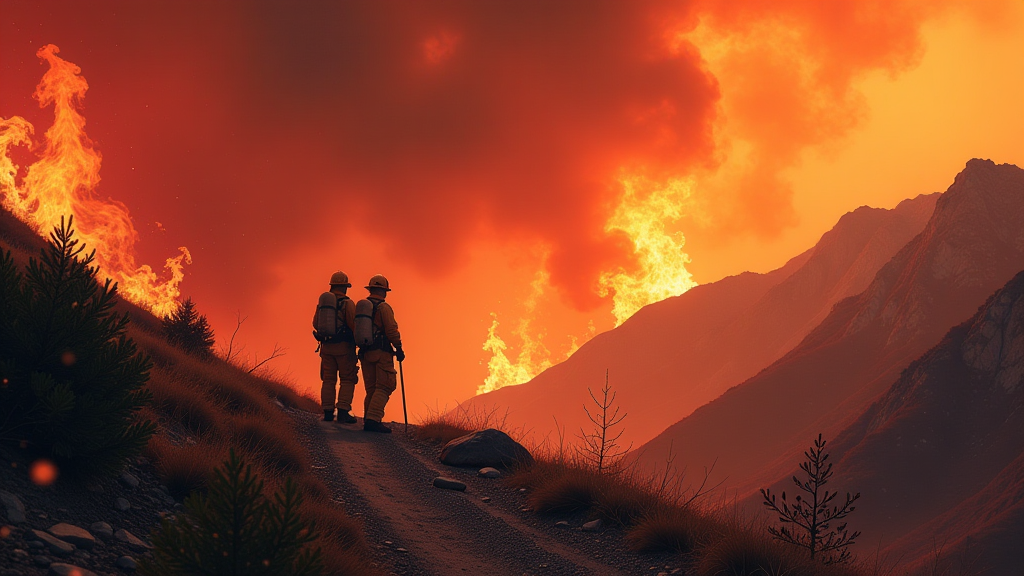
[399,360,408,435]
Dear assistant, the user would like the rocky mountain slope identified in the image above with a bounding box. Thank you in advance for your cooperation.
[818,269,1024,574]
[635,159,1024,496]
[466,192,938,447]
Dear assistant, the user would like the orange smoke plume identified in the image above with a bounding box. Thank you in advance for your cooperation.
[0,45,188,317]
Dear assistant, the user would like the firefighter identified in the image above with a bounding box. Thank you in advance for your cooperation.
[359,274,404,433]
[314,271,358,423]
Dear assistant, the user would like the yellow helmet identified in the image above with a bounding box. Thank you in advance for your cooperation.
[329,271,351,287]
[365,274,391,292]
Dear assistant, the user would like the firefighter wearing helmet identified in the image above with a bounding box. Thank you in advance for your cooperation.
[312,271,359,423]
[358,274,404,433]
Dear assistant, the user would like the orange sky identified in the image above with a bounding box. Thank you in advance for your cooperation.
[1,1,1022,423]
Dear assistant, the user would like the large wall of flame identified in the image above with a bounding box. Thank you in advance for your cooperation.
[1,1,1021,420]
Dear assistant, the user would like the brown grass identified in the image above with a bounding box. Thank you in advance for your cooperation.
[627,508,722,554]
[414,402,515,444]
[146,436,228,499]
[230,412,308,473]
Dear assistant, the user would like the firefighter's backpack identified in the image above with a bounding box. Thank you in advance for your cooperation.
[313,292,353,343]
[354,298,379,348]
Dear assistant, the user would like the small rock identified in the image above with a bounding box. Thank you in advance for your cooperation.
[114,529,152,551]
[48,524,96,550]
[477,467,501,478]
[115,556,137,571]
[86,483,104,493]
[0,491,26,524]
[114,498,131,512]
[13,548,30,559]
[555,521,570,528]
[49,565,98,576]
[671,570,682,574]
[582,519,603,532]
[431,477,467,491]
[657,573,669,576]
[33,556,52,567]
[29,530,75,556]
[28,540,44,549]
[480,497,491,503]
[540,564,548,568]
[89,522,113,540]
[119,473,140,489]
[519,488,527,493]
[395,547,407,553]
[520,506,531,512]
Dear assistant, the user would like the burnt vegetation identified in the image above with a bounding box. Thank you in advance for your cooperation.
[161,297,215,358]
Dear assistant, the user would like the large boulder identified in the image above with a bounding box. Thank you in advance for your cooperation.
[439,429,534,468]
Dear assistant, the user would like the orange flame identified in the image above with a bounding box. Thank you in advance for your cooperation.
[0,45,188,317]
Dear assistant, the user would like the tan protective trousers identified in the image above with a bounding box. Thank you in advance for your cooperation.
[361,348,397,422]
[320,342,358,412]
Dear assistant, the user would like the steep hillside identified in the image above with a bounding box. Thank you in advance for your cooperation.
[466,192,938,446]
[819,270,1024,573]
[636,159,1024,496]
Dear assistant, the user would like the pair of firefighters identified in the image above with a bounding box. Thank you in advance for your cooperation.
[314,272,404,433]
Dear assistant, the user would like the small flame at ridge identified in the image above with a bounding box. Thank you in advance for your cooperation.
[599,176,697,326]
[0,45,188,317]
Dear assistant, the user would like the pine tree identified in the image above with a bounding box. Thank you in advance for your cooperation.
[761,434,861,564]
[0,217,155,476]
[162,297,215,357]
[141,450,323,576]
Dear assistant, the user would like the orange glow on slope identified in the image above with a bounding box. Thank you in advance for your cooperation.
[0,45,188,317]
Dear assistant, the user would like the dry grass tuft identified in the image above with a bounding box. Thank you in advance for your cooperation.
[148,371,224,438]
[695,528,821,576]
[415,403,515,444]
[230,413,308,473]
[299,498,377,575]
[147,436,228,499]
[627,508,721,554]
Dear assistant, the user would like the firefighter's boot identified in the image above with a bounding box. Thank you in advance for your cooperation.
[363,419,392,433]
[323,409,335,422]
[337,411,357,424]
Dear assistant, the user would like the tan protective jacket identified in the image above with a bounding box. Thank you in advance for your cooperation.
[368,296,402,350]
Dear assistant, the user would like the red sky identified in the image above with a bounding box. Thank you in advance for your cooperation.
[2,1,1022,422]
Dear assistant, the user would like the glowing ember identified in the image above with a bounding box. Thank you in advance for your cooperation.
[599,176,697,326]
[30,459,59,485]
[0,45,189,317]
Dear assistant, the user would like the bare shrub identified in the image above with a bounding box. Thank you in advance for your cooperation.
[576,369,631,474]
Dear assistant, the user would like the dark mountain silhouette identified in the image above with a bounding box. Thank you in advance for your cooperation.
[813,270,1023,573]
[634,159,1024,498]
[466,192,938,446]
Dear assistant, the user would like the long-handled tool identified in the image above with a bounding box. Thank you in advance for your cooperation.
[398,360,408,435]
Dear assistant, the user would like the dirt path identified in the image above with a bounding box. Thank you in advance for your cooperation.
[305,416,637,576]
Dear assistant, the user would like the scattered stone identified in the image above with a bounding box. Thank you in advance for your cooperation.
[114,498,131,512]
[657,573,669,576]
[519,488,527,493]
[29,530,75,556]
[33,556,52,567]
[47,524,96,550]
[13,548,30,559]
[477,467,501,478]
[115,556,138,571]
[480,496,491,503]
[49,565,97,576]
[0,491,26,524]
[114,529,152,551]
[520,506,531,512]
[540,564,548,568]
[384,540,393,545]
[28,540,44,549]
[85,482,104,493]
[671,570,682,574]
[119,473,140,489]
[555,521,570,528]
[395,548,407,553]
[89,521,113,541]
[582,519,603,532]
[439,429,534,468]
[431,477,467,491]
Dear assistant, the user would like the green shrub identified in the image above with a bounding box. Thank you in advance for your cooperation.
[141,450,323,576]
[162,297,215,357]
[0,218,154,476]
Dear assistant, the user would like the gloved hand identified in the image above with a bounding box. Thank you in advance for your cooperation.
[395,347,406,362]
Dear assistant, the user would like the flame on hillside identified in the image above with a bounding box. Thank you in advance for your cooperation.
[0,45,188,317]
[599,176,697,326]
[477,175,697,394]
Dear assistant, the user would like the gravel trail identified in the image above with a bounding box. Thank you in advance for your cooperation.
[294,411,638,576]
